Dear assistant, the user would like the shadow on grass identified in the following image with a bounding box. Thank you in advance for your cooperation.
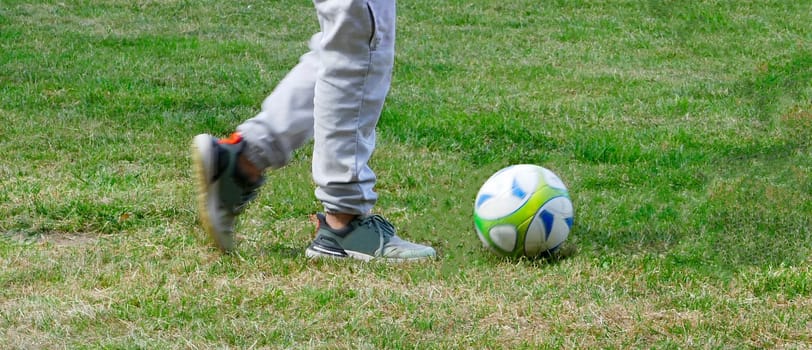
[259,242,305,259]
[473,242,580,269]
[517,242,579,268]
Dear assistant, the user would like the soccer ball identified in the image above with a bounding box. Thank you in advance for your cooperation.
[474,164,574,258]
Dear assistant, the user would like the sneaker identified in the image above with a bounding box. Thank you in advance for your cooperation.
[306,213,437,262]
[191,133,263,253]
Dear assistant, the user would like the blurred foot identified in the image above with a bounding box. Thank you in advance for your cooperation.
[191,133,263,253]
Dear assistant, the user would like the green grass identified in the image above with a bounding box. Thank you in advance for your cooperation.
[2,0,811,348]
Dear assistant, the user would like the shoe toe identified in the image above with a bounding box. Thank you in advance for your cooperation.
[383,236,437,260]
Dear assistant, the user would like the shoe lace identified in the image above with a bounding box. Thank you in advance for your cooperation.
[360,214,396,239]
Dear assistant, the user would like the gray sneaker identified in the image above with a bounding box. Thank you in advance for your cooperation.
[191,133,263,253]
[306,213,437,262]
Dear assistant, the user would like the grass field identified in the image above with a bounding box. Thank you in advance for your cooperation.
[2,0,811,348]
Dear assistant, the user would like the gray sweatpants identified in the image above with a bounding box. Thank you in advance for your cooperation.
[237,0,396,215]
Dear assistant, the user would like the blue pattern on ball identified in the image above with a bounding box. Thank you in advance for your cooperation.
[565,217,574,229]
[476,194,493,209]
[540,210,555,240]
[511,177,527,199]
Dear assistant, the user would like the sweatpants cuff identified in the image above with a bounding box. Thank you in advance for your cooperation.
[241,138,275,172]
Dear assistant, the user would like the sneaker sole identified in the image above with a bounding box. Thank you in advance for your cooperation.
[191,134,234,253]
[305,246,434,263]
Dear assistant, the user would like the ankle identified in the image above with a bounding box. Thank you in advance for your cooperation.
[325,213,357,230]
[237,154,263,184]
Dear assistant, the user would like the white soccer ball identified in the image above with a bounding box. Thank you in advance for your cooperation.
[473,164,574,257]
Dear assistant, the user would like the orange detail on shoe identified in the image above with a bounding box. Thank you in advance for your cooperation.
[218,132,243,145]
